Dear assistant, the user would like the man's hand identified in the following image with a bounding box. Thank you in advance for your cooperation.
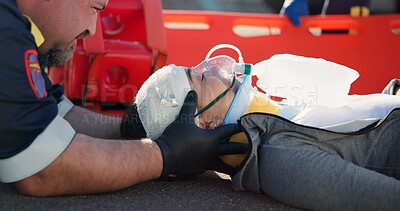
[281,0,309,26]
[155,90,248,177]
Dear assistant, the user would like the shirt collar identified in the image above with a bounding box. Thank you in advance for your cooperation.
[24,15,45,47]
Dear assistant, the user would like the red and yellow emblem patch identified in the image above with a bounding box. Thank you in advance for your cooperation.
[24,49,47,99]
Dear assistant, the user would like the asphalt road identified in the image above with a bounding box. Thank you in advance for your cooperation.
[0,171,300,210]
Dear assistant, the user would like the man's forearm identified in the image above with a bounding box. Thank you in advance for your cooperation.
[65,106,122,139]
[14,134,162,196]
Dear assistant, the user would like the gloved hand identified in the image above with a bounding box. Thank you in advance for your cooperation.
[155,90,248,177]
[281,0,309,26]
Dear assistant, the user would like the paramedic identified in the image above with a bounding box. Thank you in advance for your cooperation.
[0,0,246,196]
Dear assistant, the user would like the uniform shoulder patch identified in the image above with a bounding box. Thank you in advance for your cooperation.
[24,49,48,99]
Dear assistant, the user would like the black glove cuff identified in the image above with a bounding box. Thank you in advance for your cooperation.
[154,138,173,178]
[120,104,147,139]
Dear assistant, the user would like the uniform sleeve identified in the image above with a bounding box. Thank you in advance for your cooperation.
[40,57,64,103]
[0,5,59,159]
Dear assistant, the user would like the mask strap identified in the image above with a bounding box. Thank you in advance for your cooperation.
[205,44,244,63]
[195,76,236,117]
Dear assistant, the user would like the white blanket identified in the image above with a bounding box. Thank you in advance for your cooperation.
[292,94,400,132]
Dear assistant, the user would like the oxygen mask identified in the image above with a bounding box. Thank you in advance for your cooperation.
[189,44,253,125]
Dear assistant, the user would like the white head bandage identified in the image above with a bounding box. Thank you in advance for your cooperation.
[135,64,191,140]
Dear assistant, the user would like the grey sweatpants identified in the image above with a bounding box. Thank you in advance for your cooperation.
[232,109,400,211]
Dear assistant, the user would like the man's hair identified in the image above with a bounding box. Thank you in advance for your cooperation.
[120,103,147,139]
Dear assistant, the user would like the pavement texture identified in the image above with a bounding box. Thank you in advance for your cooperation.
[0,171,300,210]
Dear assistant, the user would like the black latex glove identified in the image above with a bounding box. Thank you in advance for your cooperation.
[155,90,248,177]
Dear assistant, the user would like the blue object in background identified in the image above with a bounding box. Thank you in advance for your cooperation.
[283,0,310,26]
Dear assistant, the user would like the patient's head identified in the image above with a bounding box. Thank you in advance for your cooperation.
[120,63,239,140]
[185,67,239,129]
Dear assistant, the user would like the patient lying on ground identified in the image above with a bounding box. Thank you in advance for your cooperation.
[121,51,400,167]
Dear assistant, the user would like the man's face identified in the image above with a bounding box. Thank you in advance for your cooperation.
[31,0,108,65]
[46,30,89,66]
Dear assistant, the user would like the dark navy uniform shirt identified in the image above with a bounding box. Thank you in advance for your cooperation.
[327,0,371,14]
[0,0,63,158]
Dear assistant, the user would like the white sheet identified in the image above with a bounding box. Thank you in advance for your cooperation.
[292,94,400,132]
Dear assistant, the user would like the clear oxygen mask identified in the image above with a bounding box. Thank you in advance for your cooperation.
[188,44,254,125]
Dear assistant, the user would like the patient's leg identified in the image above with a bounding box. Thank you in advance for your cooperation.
[259,144,400,211]
[248,109,400,210]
